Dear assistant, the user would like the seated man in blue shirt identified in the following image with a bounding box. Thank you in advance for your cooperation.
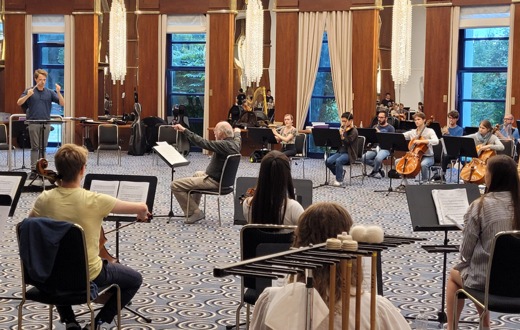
[362,110,395,178]
[436,110,463,181]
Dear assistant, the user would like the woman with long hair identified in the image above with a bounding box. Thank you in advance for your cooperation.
[465,119,504,153]
[243,150,303,225]
[446,155,520,329]
[251,202,410,330]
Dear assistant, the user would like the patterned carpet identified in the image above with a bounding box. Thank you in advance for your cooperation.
[0,149,519,329]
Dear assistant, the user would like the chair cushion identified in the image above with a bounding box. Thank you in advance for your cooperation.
[26,286,89,305]
[463,287,520,314]
[98,145,120,150]
[244,288,260,305]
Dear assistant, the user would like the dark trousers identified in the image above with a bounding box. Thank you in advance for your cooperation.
[282,144,296,157]
[57,260,142,324]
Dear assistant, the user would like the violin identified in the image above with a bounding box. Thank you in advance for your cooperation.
[36,158,59,184]
[396,116,434,178]
[460,124,500,184]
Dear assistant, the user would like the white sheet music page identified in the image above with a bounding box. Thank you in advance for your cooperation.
[89,180,119,198]
[153,141,189,167]
[117,181,149,203]
[431,189,469,229]
[0,176,22,201]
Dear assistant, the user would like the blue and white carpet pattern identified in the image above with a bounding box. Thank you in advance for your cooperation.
[0,149,519,329]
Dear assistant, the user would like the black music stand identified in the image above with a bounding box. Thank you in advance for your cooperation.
[429,122,443,139]
[356,128,378,179]
[247,127,278,149]
[11,120,30,170]
[312,128,342,188]
[406,184,480,324]
[463,126,478,135]
[442,136,478,183]
[374,133,408,195]
[83,174,157,323]
[399,120,416,132]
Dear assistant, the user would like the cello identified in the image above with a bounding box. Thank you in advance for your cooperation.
[460,125,500,184]
[396,116,434,177]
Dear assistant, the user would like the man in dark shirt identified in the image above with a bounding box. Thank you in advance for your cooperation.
[171,121,241,224]
[380,92,394,108]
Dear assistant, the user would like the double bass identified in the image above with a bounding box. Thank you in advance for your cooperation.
[459,125,500,184]
[396,117,434,177]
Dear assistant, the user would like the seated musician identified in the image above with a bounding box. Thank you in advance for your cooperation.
[171,121,241,224]
[251,202,411,330]
[28,144,150,330]
[362,109,395,178]
[242,150,303,225]
[325,112,358,187]
[464,119,504,154]
[395,112,439,189]
[436,110,463,181]
[446,155,520,330]
[495,113,519,143]
[272,114,297,157]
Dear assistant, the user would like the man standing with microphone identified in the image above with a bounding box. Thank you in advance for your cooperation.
[17,69,65,179]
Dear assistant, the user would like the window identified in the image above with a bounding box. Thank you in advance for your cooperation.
[457,28,509,127]
[166,33,206,142]
[33,33,65,146]
[304,32,338,155]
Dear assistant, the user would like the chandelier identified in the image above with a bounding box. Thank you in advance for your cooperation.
[391,0,412,86]
[109,0,127,84]
[244,0,263,86]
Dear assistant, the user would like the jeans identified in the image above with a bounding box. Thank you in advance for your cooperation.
[395,155,434,182]
[362,149,390,172]
[57,260,142,324]
[325,152,350,182]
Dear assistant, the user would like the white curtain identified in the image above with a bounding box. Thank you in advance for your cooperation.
[296,12,327,130]
[448,7,460,114]
[326,11,352,118]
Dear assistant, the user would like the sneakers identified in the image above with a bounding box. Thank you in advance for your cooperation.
[185,210,205,224]
[332,180,342,187]
[395,184,406,192]
[65,321,81,330]
[379,169,385,178]
[430,173,442,182]
[368,171,377,178]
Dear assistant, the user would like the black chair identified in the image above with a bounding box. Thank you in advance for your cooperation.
[453,230,520,329]
[427,141,444,182]
[16,217,121,329]
[0,123,16,167]
[290,134,307,178]
[230,224,296,330]
[344,136,366,185]
[497,139,514,158]
[187,154,241,226]
[97,124,121,165]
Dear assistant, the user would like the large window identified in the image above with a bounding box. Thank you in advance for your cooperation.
[305,32,338,155]
[457,28,509,127]
[166,33,206,140]
[33,33,65,145]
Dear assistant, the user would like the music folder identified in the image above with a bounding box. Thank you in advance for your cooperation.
[0,171,27,217]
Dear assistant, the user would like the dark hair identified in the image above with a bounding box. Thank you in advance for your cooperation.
[413,112,426,120]
[341,112,353,121]
[250,151,295,225]
[484,155,520,229]
[239,88,244,93]
[448,110,459,119]
[377,109,388,118]
[292,202,354,303]
[480,119,492,131]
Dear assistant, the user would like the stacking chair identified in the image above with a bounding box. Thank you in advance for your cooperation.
[97,124,121,165]
[290,134,307,178]
[187,154,241,226]
[344,136,366,185]
[453,230,520,329]
[498,139,514,158]
[427,141,444,182]
[0,123,16,167]
[16,217,121,329]
[230,224,296,330]
[154,125,178,165]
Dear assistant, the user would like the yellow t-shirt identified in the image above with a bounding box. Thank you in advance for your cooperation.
[31,187,117,280]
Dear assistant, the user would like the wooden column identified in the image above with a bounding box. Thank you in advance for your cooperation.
[423,6,451,121]
[137,13,160,119]
[4,13,26,115]
[351,9,379,128]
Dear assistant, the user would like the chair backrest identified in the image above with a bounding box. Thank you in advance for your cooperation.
[0,124,7,144]
[17,218,90,295]
[241,224,296,291]
[432,141,443,163]
[158,125,177,145]
[487,231,520,299]
[294,134,306,156]
[497,139,514,158]
[356,136,366,158]
[219,154,241,189]
[98,124,119,145]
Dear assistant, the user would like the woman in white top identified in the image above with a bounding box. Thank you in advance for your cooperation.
[243,150,303,225]
[251,202,411,330]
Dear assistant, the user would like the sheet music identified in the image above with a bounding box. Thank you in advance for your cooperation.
[88,180,149,218]
[0,176,22,199]
[0,195,11,242]
[89,180,119,198]
[153,141,190,167]
[431,189,469,228]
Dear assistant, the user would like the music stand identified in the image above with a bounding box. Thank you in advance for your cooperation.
[311,128,343,188]
[405,184,480,324]
[374,133,409,195]
[429,122,443,138]
[10,120,30,171]
[442,136,478,183]
[463,126,478,135]
[356,128,378,178]
[83,173,157,323]
[247,127,278,149]
[399,120,416,132]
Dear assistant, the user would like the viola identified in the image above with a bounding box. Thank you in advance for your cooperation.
[460,125,500,184]
[36,158,59,184]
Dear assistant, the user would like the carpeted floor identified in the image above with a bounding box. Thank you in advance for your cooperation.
[0,149,518,329]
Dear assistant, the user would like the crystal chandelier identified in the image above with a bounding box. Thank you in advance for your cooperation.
[244,0,263,86]
[109,0,127,84]
[391,0,412,86]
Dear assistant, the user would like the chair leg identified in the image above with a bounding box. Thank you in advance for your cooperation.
[49,304,53,329]
[302,159,305,178]
[97,148,100,165]
[217,195,221,226]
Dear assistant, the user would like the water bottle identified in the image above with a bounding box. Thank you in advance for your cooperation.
[415,310,428,330]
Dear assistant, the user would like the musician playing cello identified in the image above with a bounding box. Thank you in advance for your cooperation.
[28,144,151,330]
[395,112,439,190]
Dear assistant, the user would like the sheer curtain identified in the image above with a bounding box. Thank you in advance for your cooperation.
[295,12,327,130]
[326,11,352,118]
